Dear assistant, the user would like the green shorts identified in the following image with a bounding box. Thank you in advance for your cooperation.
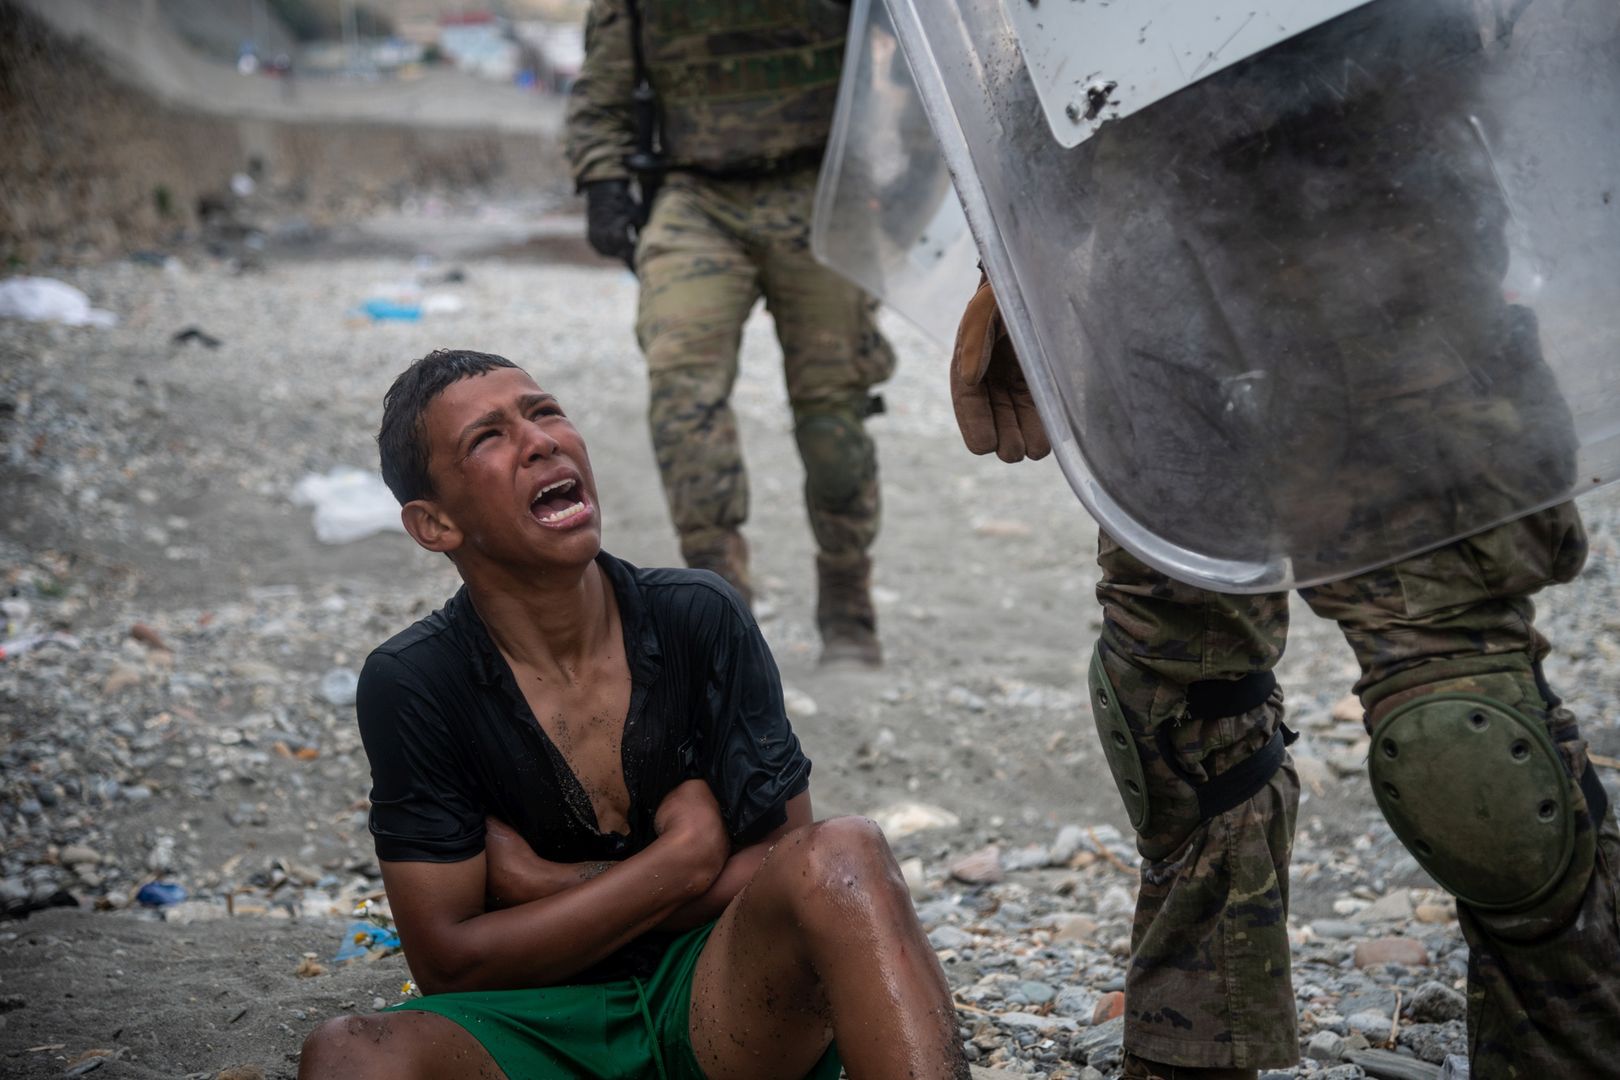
[391,922,841,1079]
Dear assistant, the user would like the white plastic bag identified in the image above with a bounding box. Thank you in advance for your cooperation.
[291,467,405,544]
[0,277,118,327]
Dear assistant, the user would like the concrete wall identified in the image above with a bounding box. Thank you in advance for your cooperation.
[0,2,569,265]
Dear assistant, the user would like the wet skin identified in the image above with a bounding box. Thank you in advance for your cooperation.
[297,368,968,1080]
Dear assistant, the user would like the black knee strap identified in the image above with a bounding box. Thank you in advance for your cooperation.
[1536,661,1611,828]
[1156,671,1295,822]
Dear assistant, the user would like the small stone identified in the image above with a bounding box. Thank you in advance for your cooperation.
[371,997,387,1010]
[1095,883,1135,919]
[1407,981,1467,1024]
[869,802,960,838]
[928,925,972,951]
[100,665,144,696]
[1292,752,1333,794]
[900,857,928,899]
[1068,1016,1124,1067]
[129,622,171,652]
[1399,1021,1468,1064]
[318,668,360,707]
[1438,1054,1470,1079]
[1414,899,1457,924]
[1331,693,1365,725]
[1354,936,1430,969]
[1003,844,1050,872]
[1353,889,1415,923]
[945,686,988,712]
[163,900,226,924]
[1345,1047,1444,1079]
[1346,1009,1394,1035]
[215,1067,267,1080]
[1050,913,1098,943]
[781,686,817,720]
[60,844,101,867]
[1049,824,1087,865]
[1019,981,1055,1006]
[1091,990,1125,1025]
[996,1010,1074,1034]
[1054,986,1095,1020]
[949,845,1004,885]
[1307,1029,1349,1063]
[1311,918,1363,940]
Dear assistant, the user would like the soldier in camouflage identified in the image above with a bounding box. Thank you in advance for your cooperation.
[566,0,893,667]
[945,3,1620,1076]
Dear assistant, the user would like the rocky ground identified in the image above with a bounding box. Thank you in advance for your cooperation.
[1,199,1617,1080]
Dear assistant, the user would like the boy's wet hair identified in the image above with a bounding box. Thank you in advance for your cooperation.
[378,348,519,504]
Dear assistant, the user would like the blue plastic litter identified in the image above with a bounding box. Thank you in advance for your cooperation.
[358,299,422,322]
[334,919,402,962]
[136,881,188,907]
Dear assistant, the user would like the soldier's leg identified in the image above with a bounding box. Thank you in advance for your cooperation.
[1094,533,1300,1076]
[635,179,762,601]
[1299,503,1619,1080]
[753,170,896,666]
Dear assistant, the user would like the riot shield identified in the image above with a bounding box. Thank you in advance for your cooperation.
[810,0,978,346]
[846,0,1620,591]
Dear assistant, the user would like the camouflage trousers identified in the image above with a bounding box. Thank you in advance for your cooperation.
[633,166,895,569]
[1095,502,1620,1076]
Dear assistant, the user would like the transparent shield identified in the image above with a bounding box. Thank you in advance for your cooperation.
[1001,0,1370,149]
[885,0,1620,591]
[811,0,978,346]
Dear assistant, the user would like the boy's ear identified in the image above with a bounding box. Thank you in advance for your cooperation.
[402,499,463,554]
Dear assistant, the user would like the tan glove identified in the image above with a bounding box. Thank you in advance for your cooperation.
[950,274,1051,463]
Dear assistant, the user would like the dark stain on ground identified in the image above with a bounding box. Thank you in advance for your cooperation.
[467,232,613,268]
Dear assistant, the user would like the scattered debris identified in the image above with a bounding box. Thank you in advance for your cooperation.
[0,277,117,327]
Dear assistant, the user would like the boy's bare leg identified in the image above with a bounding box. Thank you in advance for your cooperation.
[297,1010,506,1080]
[688,817,969,1080]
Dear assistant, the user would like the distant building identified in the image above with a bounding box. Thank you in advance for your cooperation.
[437,12,523,82]
[513,20,582,93]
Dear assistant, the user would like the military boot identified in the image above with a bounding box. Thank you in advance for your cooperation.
[1121,1054,1258,1080]
[680,528,752,608]
[816,553,881,668]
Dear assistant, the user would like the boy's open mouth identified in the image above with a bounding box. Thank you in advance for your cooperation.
[530,477,589,526]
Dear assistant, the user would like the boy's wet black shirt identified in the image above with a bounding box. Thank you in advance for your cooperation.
[356,551,812,982]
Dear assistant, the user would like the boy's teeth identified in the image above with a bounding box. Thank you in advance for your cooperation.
[540,501,585,523]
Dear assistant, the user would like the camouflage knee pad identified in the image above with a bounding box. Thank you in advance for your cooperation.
[1089,642,1292,856]
[1364,662,1606,928]
[793,406,874,511]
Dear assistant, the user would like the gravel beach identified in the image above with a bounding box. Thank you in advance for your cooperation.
[3,203,1617,1080]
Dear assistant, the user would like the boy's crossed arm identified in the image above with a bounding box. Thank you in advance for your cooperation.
[484,790,814,932]
[381,778,744,994]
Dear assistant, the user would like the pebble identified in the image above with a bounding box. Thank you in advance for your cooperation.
[950,845,1004,885]
[900,857,928,899]
[1353,889,1415,923]
[215,1067,266,1080]
[1050,913,1098,942]
[1091,990,1125,1025]
[1406,981,1467,1024]
[1049,824,1087,865]
[1068,1016,1124,1069]
[318,667,360,707]
[1354,937,1431,969]
[1345,1008,1394,1035]
[59,844,101,866]
[1312,918,1363,940]
[1413,899,1457,924]
[1331,694,1365,725]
